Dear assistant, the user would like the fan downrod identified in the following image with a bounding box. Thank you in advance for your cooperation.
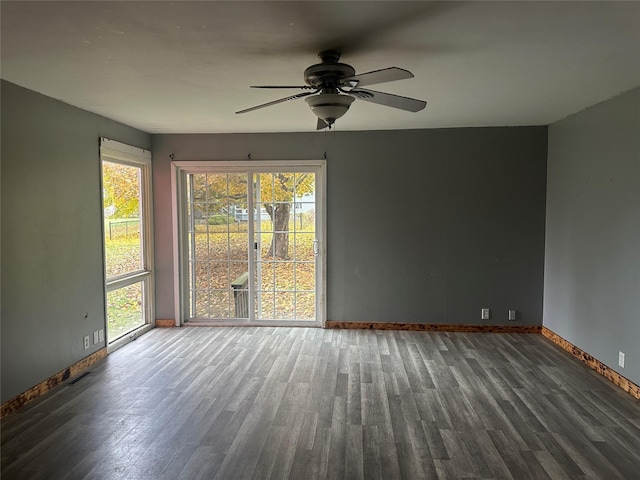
[318,50,341,63]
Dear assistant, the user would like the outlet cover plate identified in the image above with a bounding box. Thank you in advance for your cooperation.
[619,351,625,368]
[83,336,90,350]
[481,308,490,320]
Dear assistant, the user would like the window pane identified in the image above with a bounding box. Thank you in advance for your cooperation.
[103,161,142,278]
[209,290,232,318]
[106,282,144,339]
[296,292,315,320]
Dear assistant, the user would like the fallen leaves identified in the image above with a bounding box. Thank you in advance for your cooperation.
[190,227,316,320]
[104,220,318,321]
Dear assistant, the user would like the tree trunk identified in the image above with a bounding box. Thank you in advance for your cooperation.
[265,203,290,259]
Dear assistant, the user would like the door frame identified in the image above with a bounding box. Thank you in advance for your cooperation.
[171,160,326,327]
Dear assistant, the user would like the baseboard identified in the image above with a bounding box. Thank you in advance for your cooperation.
[541,327,640,400]
[325,321,542,333]
[155,319,176,328]
[1,347,108,419]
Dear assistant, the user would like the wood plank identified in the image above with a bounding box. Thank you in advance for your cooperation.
[2,327,639,479]
[542,326,640,400]
[155,319,176,327]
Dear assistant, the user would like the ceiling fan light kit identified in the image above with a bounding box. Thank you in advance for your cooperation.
[305,93,355,128]
[236,50,426,130]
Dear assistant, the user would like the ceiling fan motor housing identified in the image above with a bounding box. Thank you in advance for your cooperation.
[303,51,357,127]
[303,51,355,88]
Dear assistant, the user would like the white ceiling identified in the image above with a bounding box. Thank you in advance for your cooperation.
[2,1,639,134]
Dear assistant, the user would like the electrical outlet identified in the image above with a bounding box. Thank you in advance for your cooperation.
[98,329,104,343]
[93,331,100,344]
[83,336,90,350]
[619,351,625,368]
[481,308,490,320]
[508,309,517,321]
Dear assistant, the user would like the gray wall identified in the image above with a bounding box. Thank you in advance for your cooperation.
[544,87,640,386]
[1,81,151,403]
[152,127,547,325]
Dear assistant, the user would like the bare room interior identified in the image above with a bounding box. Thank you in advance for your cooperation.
[1,1,639,479]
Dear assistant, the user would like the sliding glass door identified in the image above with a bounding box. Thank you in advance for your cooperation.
[173,161,325,326]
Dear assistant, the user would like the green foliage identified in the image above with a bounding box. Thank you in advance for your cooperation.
[106,285,143,339]
[208,214,232,225]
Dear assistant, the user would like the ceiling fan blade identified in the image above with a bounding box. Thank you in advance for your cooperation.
[349,88,426,112]
[236,91,317,114]
[342,67,414,87]
[316,118,329,130]
[250,85,314,90]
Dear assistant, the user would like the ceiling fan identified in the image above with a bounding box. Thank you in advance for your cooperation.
[236,50,427,130]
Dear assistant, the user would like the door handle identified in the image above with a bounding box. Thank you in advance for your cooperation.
[313,239,319,257]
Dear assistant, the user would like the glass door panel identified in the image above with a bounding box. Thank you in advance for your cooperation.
[186,173,249,319]
[253,172,316,321]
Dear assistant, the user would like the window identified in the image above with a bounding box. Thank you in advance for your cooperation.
[100,139,153,347]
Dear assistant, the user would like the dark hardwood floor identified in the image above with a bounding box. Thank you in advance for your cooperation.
[2,327,639,479]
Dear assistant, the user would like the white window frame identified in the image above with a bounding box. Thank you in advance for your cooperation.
[100,138,155,351]
[171,160,327,327]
